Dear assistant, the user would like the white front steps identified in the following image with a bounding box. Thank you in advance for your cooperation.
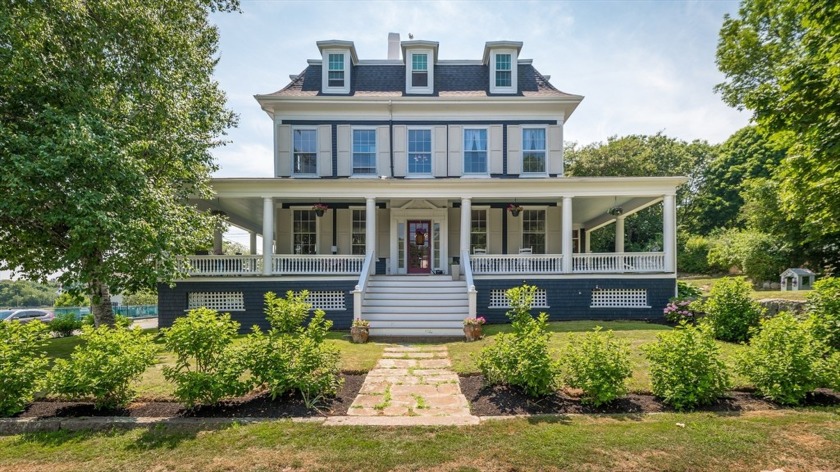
[362,275,468,337]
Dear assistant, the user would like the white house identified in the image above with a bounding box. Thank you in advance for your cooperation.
[158,35,685,336]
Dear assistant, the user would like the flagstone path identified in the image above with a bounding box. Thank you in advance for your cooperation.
[329,345,478,426]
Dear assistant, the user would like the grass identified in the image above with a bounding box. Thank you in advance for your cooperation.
[680,275,809,301]
[0,410,837,471]
[445,320,750,391]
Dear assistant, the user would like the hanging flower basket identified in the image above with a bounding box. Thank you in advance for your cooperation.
[312,203,329,217]
[507,204,523,217]
[415,228,426,246]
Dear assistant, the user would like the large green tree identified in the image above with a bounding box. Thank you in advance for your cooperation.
[0,1,238,325]
[716,0,840,267]
[0,280,58,308]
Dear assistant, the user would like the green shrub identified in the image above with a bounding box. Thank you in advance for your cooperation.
[48,325,157,409]
[49,312,82,337]
[806,277,840,350]
[643,323,730,411]
[162,307,251,408]
[562,327,632,406]
[704,277,764,342]
[476,284,559,397]
[678,234,713,274]
[246,291,342,408]
[0,320,50,416]
[81,313,131,328]
[677,281,702,299]
[737,312,831,405]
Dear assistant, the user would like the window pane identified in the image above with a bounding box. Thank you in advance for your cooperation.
[522,209,546,254]
[293,210,317,254]
[353,129,377,174]
[522,129,546,173]
[293,129,317,174]
[496,54,512,88]
[328,53,344,87]
[412,71,428,87]
[470,209,487,251]
[328,54,344,71]
[496,54,511,71]
[412,54,427,71]
[463,129,487,174]
[351,209,366,255]
[496,71,511,87]
[408,129,432,174]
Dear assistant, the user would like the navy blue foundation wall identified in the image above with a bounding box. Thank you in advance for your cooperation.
[474,278,676,324]
[158,280,357,333]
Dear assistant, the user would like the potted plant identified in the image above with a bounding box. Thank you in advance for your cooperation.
[463,316,486,341]
[312,203,329,217]
[351,318,370,343]
[507,203,523,217]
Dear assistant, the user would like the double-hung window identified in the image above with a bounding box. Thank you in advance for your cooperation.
[292,128,317,175]
[522,209,546,254]
[522,128,546,174]
[293,210,317,255]
[411,53,428,87]
[495,54,512,88]
[407,128,432,175]
[328,53,345,88]
[352,129,377,175]
[351,209,366,255]
[471,209,488,252]
[463,128,488,174]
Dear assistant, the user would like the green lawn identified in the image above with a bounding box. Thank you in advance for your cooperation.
[445,320,750,391]
[41,329,385,400]
[0,410,837,471]
[680,275,809,301]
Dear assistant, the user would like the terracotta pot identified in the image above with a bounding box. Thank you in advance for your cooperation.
[351,326,369,344]
[464,324,483,342]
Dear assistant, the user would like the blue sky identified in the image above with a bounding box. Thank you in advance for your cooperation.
[209,0,751,179]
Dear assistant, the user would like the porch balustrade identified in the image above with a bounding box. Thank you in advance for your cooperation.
[471,254,563,274]
[183,255,263,276]
[572,252,665,273]
[182,254,365,276]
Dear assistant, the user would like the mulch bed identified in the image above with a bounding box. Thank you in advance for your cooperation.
[459,374,840,416]
[17,373,364,419]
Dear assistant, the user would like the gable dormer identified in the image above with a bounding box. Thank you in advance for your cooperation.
[401,40,438,95]
[316,40,359,95]
[483,41,522,94]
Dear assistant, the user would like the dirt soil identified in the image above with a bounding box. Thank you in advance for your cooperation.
[459,374,840,416]
[18,374,364,419]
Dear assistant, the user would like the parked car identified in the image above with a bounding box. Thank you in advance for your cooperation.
[0,309,55,324]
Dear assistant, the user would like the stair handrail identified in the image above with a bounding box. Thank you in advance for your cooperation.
[352,250,375,320]
[461,250,477,317]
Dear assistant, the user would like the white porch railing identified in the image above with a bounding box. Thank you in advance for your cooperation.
[572,252,665,273]
[353,250,375,320]
[461,250,477,317]
[271,255,365,275]
[471,254,563,274]
[183,255,263,276]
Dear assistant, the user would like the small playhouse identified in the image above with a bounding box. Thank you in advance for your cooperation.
[780,268,816,291]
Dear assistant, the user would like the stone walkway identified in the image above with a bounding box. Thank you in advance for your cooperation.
[334,345,478,425]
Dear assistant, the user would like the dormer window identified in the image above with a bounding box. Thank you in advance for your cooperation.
[328,53,345,87]
[495,54,512,87]
[403,41,437,95]
[484,41,521,94]
[411,53,428,87]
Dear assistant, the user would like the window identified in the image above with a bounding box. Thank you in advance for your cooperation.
[495,53,512,87]
[293,210,317,254]
[471,209,488,252]
[463,128,487,174]
[522,209,546,254]
[352,129,376,175]
[328,53,345,88]
[411,53,428,87]
[522,128,546,174]
[407,128,432,175]
[292,128,317,175]
[351,209,366,255]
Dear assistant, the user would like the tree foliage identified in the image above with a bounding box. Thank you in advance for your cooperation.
[0,1,239,325]
[716,0,840,268]
[0,280,57,308]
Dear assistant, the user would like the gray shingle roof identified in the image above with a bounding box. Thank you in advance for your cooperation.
[270,64,574,98]
[783,268,815,276]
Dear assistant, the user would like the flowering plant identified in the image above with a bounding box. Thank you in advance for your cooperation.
[312,203,329,211]
[463,316,486,326]
[507,203,523,212]
[663,298,702,324]
[352,319,370,328]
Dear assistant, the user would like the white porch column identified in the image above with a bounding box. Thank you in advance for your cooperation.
[365,197,376,255]
[249,232,258,255]
[561,196,573,273]
[262,197,274,275]
[615,216,625,253]
[584,228,591,253]
[460,197,472,254]
[663,194,676,273]
[212,228,223,255]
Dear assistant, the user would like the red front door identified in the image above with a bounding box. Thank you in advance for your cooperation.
[408,220,432,274]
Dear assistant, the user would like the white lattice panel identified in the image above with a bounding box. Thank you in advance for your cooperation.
[489,288,548,308]
[188,292,245,311]
[590,289,648,308]
[300,291,346,311]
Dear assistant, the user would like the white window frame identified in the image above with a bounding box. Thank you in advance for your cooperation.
[291,208,319,255]
[521,126,548,177]
[520,207,547,254]
[351,127,378,177]
[470,207,489,253]
[462,127,489,176]
[406,50,433,94]
[490,49,517,94]
[351,208,366,255]
[406,127,433,177]
[291,127,318,177]
[321,50,350,94]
